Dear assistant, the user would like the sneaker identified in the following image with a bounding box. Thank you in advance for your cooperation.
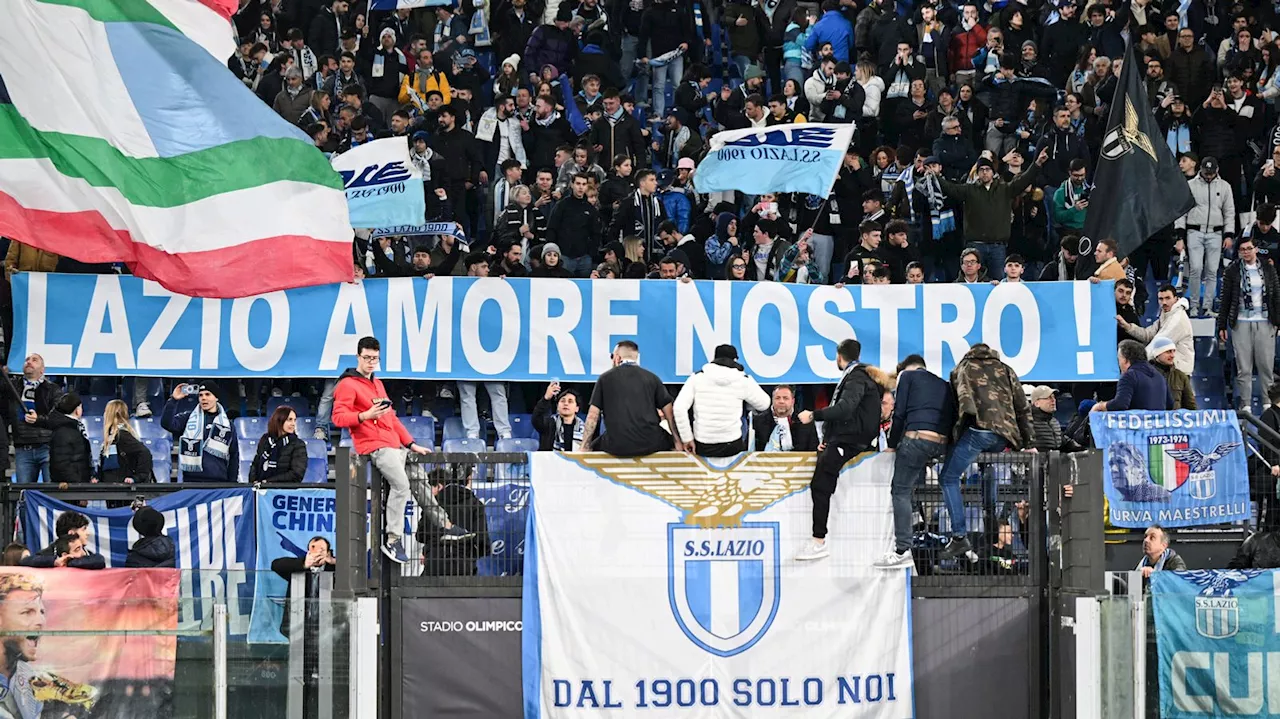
[440,525,477,542]
[438,385,455,400]
[271,387,283,397]
[795,540,829,561]
[312,427,328,441]
[872,549,914,570]
[381,539,408,564]
[421,409,437,420]
[939,536,973,561]
[135,402,152,418]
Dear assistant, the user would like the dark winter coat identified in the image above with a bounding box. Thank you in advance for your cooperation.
[524,23,577,77]
[639,0,696,58]
[937,163,1041,244]
[526,114,577,173]
[1229,532,1280,569]
[812,364,881,448]
[1152,361,1197,411]
[1028,407,1065,452]
[41,411,92,484]
[99,429,154,483]
[547,195,604,258]
[588,112,647,165]
[125,536,177,568]
[10,378,61,447]
[751,411,820,452]
[1110,361,1174,412]
[249,433,309,484]
[1218,259,1280,331]
[417,483,490,576]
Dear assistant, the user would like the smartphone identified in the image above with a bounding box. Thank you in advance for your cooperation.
[375,398,393,408]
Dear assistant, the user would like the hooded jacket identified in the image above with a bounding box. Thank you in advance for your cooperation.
[42,411,92,484]
[125,535,176,568]
[332,369,415,455]
[950,344,1033,449]
[673,360,772,444]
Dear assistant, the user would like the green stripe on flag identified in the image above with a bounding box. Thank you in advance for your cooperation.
[0,106,343,207]
[1147,444,1165,487]
[34,0,177,29]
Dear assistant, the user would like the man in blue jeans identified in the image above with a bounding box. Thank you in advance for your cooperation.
[874,355,957,570]
[937,343,1034,562]
[11,353,62,484]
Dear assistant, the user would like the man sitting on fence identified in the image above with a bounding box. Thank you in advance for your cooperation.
[332,336,474,565]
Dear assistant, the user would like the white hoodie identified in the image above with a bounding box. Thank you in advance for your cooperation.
[673,362,771,444]
[1124,298,1194,374]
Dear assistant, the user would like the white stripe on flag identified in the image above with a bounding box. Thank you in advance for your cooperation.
[709,561,739,639]
[151,0,238,63]
[0,158,353,251]
[0,1,160,158]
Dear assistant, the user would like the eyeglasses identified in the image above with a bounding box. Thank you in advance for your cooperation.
[962,258,980,266]
[731,263,746,269]
[358,354,379,362]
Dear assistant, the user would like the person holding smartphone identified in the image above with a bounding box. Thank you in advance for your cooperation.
[332,336,475,565]
[10,353,62,484]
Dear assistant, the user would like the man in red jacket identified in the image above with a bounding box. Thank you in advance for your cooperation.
[332,336,474,564]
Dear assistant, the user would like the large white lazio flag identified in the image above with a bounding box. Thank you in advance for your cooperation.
[523,452,913,719]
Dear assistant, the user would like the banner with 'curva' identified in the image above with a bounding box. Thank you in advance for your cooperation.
[11,273,1118,383]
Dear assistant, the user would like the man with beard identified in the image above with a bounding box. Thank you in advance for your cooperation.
[428,106,483,234]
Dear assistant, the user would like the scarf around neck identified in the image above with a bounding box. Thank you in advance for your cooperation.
[179,404,232,474]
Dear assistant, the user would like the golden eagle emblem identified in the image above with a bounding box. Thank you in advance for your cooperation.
[1122,96,1157,160]
[562,452,817,527]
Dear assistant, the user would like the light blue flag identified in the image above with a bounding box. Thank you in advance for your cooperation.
[692,123,856,196]
[370,0,451,9]
[332,137,426,228]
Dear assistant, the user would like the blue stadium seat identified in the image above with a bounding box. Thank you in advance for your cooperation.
[81,395,115,417]
[131,417,168,440]
[400,415,437,448]
[495,437,538,453]
[143,437,172,482]
[303,438,329,483]
[442,417,467,442]
[87,377,119,396]
[83,416,105,441]
[508,414,536,439]
[89,438,103,469]
[236,439,256,482]
[234,416,268,442]
[295,416,318,441]
[442,438,486,454]
[265,395,310,417]
[339,429,354,449]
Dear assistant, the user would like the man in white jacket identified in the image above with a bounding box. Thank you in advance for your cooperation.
[1117,285,1195,375]
[674,345,771,457]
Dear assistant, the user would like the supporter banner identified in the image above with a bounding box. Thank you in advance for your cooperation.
[21,489,256,636]
[370,222,466,241]
[693,124,857,197]
[331,137,425,228]
[1152,569,1280,717]
[0,568,180,719]
[523,452,913,718]
[13,273,1119,383]
[1090,410,1250,528]
[402,597,523,717]
[248,488,335,644]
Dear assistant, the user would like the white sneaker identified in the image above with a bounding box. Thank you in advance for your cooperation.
[438,386,455,399]
[795,540,829,561]
[270,387,283,397]
[135,402,152,418]
[873,550,914,569]
[312,427,328,441]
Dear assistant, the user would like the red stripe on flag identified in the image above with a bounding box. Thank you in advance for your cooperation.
[193,0,238,21]
[0,191,353,298]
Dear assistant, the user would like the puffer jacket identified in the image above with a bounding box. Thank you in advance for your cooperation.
[1228,532,1280,569]
[5,241,59,274]
[524,23,577,77]
[332,369,414,455]
[1028,407,1064,452]
[1218,258,1280,331]
[950,343,1033,449]
[673,360,771,444]
[42,411,92,484]
[1123,300,1194,375]
[1175,173,1236,236]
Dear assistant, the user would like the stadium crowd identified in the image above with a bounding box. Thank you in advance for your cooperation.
[5,0,1280,571]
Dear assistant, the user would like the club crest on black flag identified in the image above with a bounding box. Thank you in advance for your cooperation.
[1074,40,1195,279]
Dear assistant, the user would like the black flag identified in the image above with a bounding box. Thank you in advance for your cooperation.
[1074,40,1195,279]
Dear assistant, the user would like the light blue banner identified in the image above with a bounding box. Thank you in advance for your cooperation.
[248,488,335,644]
[11,273,1119,383]
[332,137,426,228]
[693,124,856,197]
[1153,569,1278,717]
[1090,410,1250,528]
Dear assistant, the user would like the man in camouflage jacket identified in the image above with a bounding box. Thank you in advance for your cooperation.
[935,343,1034,562]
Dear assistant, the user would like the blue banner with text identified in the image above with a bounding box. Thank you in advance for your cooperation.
[11,273,1118,383]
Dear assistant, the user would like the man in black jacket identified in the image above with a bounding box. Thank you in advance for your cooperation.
[418,468,490,577]
[532,382,599,451]
[40,393,91,485]
[21,511,106,569]
[751,385,819,452]
[428,105,483,233]
[589,91,646,166]
[608,169,667,254]
[547,173,604,276]
[1039,1,1088,87]
[307,0,347,54]
[525,93,576,175]
[1037,106,1091,189]
[874,354,956,569]
[11,353,62,484]
[795,339,881,561]
[1217,236,1280,410]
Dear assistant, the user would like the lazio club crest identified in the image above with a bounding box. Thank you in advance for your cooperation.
[565,453,816,657]
[1181,570,1264,640]
[1110,438,1241,503]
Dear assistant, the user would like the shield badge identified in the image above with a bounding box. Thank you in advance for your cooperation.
[1195,595,1239,639]
[668,523,780,657]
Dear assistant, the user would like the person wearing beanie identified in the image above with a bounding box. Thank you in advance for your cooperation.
[36,392,92,485]
[532,242,574,278]
[126,507,176,568]
[1147,336,1196,410]
[672,344,770,457]
[161,381,239,482]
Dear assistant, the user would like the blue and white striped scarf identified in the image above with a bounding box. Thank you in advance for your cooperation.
[179,404,232,474]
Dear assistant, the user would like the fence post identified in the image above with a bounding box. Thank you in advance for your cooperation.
[352,596,380,719]
[213,602,228,719]
[1075,595,1102,719]
[333,447,365,598]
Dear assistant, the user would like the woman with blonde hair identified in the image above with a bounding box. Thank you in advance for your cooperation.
[622,235,646,267]
[101,400,153,483]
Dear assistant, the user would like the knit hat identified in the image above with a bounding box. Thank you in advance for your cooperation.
[541,242,561,258]
[745,64,766,82]
[411,130,429,143]
[1146,335,1177,360]
[714,344,739,361]
[603,241,625,261]
[502,54,521,71]
[132,507,165,538]
[379,27,396,43]
[555,4,575,21]
[1021,39,1037,51]
[975,157,995,169]
[197,381,224,401]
